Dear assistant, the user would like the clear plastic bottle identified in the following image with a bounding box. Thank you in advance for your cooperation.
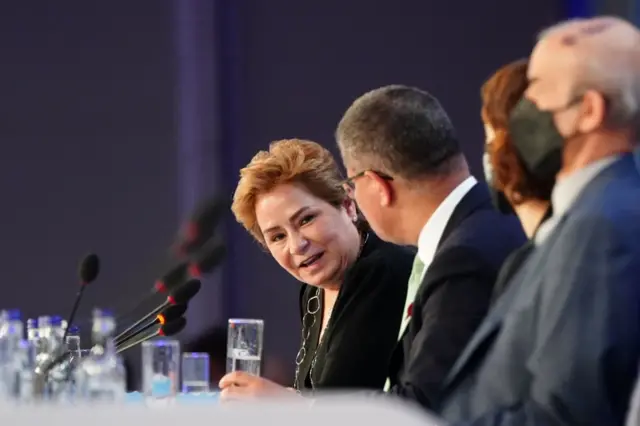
[26,319,38,343]
[74,309,126,402]
[55,325,82,399]
[34,315,63,368]
[0,310,24,399]
[16,339,37,403]
[34,316,55,382]
[35,316,51,357]
[49,316,64,355]
[0,310,8,365]
[65,325,81,358]
[46,318,71,399]
[51,315,65,339]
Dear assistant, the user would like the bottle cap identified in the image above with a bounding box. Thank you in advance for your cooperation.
[51,316,63,326]
[7,309,21,321]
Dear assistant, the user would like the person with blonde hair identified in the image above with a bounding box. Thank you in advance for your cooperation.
[219,139,413,398]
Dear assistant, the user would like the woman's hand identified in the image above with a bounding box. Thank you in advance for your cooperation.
[219,371,298,401]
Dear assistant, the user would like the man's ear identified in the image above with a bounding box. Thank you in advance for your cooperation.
[579,90,607,133]
[364,171,393,206]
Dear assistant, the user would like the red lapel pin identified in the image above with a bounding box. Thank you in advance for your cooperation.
[407,303,413,318]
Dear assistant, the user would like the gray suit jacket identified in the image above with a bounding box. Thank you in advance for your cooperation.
[437,154,640,426]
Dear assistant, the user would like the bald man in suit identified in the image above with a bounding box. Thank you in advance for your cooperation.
[437,16,640,426]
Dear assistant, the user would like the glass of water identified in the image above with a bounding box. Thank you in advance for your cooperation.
[142,338,180,397]
[227,319,263,376]
[181,352,210,393]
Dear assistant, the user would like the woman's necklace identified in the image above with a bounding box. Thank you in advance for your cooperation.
[292,232,369,392]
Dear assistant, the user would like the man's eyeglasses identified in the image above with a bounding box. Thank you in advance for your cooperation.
[340,170,394,195]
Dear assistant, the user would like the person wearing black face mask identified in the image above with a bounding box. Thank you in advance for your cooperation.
[480,59,555,303]
[435,16,640,426]
[481,58,554,238]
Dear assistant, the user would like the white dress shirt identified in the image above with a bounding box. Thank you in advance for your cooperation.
[397,175,478,340]
[383,176,477,392]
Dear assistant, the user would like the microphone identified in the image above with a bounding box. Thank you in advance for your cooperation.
[187,241,227,277]
[97,263,188,328]
[173,196,229,257]
[61,254,100,342]
[149,240,224,296]
[113,303,187,346]
[116,318,187,354]
[153,263,189,293]
[38,253,101,379]
[113,279,200,345]
[113,242,226,323]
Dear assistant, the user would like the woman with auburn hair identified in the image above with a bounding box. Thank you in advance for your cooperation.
[481,59,554,301]
[481,58,553,238]
[219,139,413,398]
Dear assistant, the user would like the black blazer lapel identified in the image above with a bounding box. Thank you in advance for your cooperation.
[388,183,494,385]
[438,183,493,249]
[387,333,406,385]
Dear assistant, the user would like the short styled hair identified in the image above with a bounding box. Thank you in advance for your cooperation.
[481,59,553,202]
[336,85,462,180]
[231,139,346,244]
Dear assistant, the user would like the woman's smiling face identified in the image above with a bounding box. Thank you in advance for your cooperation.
[255,182,360,289]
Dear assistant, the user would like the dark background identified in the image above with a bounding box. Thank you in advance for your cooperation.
[1,0,600,384]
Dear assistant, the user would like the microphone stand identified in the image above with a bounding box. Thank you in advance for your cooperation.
[116,330,157,354]
[113,305,165,345]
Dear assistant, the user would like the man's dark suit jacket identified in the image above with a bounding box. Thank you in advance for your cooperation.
[437,154,640,425]
[386,183,526,408]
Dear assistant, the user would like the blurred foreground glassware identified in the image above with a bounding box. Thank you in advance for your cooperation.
[226,319,263,376]
[142,338,180,398]
[181,352,210,393]
[0,309,23,399]
[73,308,126,402]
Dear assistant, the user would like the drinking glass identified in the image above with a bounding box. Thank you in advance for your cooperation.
[181,352,210,393]
[142,338,180,397]
[226,319,263,376]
